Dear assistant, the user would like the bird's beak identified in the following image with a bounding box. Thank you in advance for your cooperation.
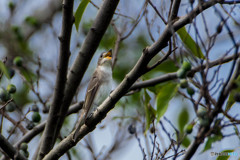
[104,49,112,60]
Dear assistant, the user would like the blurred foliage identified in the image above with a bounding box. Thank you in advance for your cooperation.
[125,90,143,113]
[177,107,191,148]
[13,83,31,107]
[143,58,179,80]
[216,149,234,160]
[181,136,191,148]
[202,135,223,152]
[136,34,150,47]
[113,63,130,83]
[99,26,117,49]
[75,0,90,31]
[11,26,32,56]
[19,67,37,83]
[178,107,189,132]
[144,89,156,133]
[25,16,40,28]
[177,26,204,59]
[0,61,10,79]
[226,75,240,111]
[155,82,178,121]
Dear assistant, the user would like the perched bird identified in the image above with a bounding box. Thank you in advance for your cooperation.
[73,49,113,141]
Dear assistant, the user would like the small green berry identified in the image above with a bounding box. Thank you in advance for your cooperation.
[187,87,195,96]
[128,124,136,134]
[13,56,23,67]
[180,79,188,88]
[26,121,35,130]
[216,24,223,34]
[184,124,193,134]
[8,2,15,11]
[32,112,41,123]
[182,61,192,71]
[20,143,28,151]
[11,26,23,42]
[197,108,208,118]
[199,118,209,127]
[0,88,11,102]
[43,103,50,113]
[7,126,14,133]
[25,16,39,27]
[6,102,16,112]
[7,84,16,94]
[19,149,29,158]
[234,93,240,102]
[8,68,15,78]
[150,126,155,134]
[177,69,187,79]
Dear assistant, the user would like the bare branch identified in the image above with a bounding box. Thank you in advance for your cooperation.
[37,0,74,158]
[0,134,27,160]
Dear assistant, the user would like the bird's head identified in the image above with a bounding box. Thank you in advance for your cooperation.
[98,49,112,67]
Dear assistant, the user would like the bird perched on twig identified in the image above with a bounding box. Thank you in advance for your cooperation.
[73,49,113,141]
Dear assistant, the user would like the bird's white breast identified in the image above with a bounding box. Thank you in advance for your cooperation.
[93,65,112,107]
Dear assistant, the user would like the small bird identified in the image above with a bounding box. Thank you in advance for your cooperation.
[73,49,113,141]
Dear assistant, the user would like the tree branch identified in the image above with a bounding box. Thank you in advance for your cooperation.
[169,0,181,21]
[39,0,120,159]
[37,0,73,159]
[0,134,27,160]
[130,52,240,91]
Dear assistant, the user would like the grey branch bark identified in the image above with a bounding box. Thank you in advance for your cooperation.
[0,134,27,160]
[37,0,73,159]
[54,0,120,149]
[38,0,120,159]
[130,52,240,90]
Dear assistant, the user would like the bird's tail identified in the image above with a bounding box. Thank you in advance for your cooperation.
[73,112,85,142]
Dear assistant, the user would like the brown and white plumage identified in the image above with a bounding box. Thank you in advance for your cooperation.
[73,50,113,141]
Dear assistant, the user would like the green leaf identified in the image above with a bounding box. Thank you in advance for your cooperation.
[13,83,31,107]
[178,107,189,132]
[233,125,240,140]
[0,61,10,79]
[156,83,178,121]
[19,68,37,83]
[202,135,223,152]
[144,89,156,133]
[177,26,204,59]
[158,59,179,73]
[216,149,234,160]
[137,34,149,47]
[99,27,116,49]
[74,0,90,31]
[226,75,240,111]
[226,92,235,112]
[143,60,178,81]
[181,136,191,148]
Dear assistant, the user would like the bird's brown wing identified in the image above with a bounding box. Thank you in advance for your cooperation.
[83,71,100,120]
[73,71,100,141]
